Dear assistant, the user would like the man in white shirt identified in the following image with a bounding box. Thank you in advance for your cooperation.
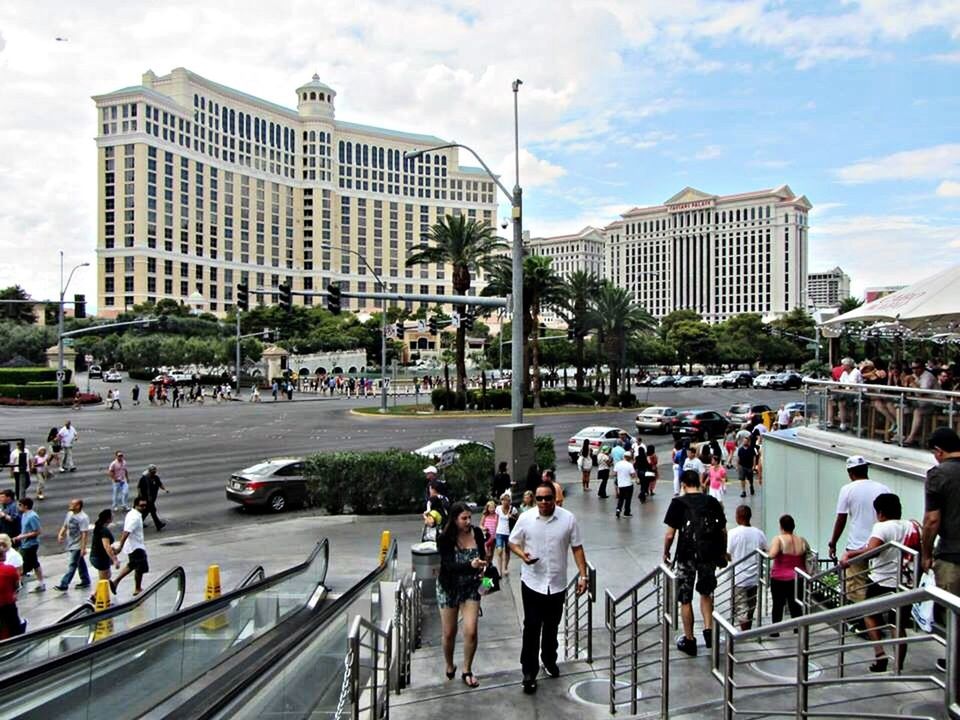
[0,534,23,578]
[57,421,78,473]
[112,498,150,596]
[726,505,768,630]
[682,445,706,485]
[827,456,890,603]
[831,358,863,431]
[508,482,589,695]
[613,451,638,519]
[777,404,792,430]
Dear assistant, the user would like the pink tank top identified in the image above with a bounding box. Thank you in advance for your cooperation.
[771,552,805,581]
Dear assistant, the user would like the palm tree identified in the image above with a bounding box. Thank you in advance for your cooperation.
[406,215,507,398]
[588,282,656,400]
[559,271,599,391]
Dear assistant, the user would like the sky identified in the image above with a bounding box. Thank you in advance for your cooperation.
[1,0,959,311]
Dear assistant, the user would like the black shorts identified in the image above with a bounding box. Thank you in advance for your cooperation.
[127,548,149,574]
[20,546,40,575]
[675,559,717,604]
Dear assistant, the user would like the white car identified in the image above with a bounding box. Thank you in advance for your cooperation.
[104,370,123,383]
[752,373,778,389]
[702,375,726,388]
[413,439,493,468]
[567,426,626,463]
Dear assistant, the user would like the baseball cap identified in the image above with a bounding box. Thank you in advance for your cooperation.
[845,455,868,470]
[611,446,626,462]
[423,465,438,475]
[929,427,960,453]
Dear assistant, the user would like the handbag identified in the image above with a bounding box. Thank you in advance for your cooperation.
[479,564,501,595]
[912,570,936,632]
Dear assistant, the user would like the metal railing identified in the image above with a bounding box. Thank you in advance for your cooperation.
[348,615,394,720]
[234,564,266,589]
[605,563,677,716]
[803,378,960,446]
[711,581,960,719]
[713,549,774,635]
[563,562,597,663]
[393,573,422,692]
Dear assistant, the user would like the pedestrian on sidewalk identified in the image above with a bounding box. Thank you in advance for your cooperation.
[646,445,659,496]
[736,436,757,498]
[112,498,150,596]
[131,385,140,406]
[137,464,169,530]
[635,446,654,504]
[614,451,637,518]
[480,501,498,561]
[596,445,612,499]
[0,535,23,578]
[8,440,32,500]
[495,492,518,577]
[768,514,809,631]
[54,498,91,592]
[0,490,20,539]
[436,502,486,689]
[108,451,130,512]
[13,497,45,592]
[576,439,593,492]
[32,447,51,501]
[57,420,78,473]
[87,509,121,602]
[0,548,23,639]
[663,470,727,656]
[541,468,564,507]
[726,505,768,631]
[508,482,589,695]
[707,454,727,502]
[492,461,511,500]
[671,439,685,496]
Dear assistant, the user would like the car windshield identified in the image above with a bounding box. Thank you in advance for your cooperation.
[242,462,281,476]
[730,404,750,413]
[642,408,665,415]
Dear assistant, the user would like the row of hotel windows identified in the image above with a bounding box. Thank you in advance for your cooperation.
[618,206,808,237]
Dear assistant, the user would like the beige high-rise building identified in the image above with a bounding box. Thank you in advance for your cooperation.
[605,185,811,323]
[806,266,851,308]
[526,226,605,326]
[92,68,497,317]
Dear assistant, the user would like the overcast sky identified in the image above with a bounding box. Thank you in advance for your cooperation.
[1,0,959,310]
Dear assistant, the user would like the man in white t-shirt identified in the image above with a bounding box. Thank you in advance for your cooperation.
[777,404,792,430]
[57,421,78,472]
[840,492,911,672]
[827,456,890,603]
[0,534,23,578]
[613,452,638,519]
[830,358,863,431]
[726,505,768,630]
[112,498,150,596]
[682,446,706,485]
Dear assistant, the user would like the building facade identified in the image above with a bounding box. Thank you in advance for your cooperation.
[526,226,605,326]
[604,186,810,323]
[92,68,497,317]
[807,266,851,308]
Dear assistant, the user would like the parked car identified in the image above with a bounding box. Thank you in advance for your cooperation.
[771,371,803,390]
[671,409,730,441]
[635,407,679,434]
[152,371,196,386]
[785,401,819,422]
[567,426,626,462]
[726,403,772,427]
[752,373,778,389]
[413,439,494,468]
[675,375,704,388]
[722,371,755,388]
[650,375,677,388]
[104,370,123,383]
[226,458,308,512]
[88,364,103,379]
[702,375,726,388]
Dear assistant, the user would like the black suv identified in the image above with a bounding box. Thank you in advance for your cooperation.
[771,371,803,390]
[722,371,754,388]
[672,409,730,441]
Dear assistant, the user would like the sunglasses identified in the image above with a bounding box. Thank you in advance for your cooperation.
[535,495,555,502]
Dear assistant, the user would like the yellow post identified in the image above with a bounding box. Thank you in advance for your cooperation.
[92,579,113,641]
[200,564,228,631]
[378,531,391,565]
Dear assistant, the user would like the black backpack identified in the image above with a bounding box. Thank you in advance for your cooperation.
[679,495,727,568]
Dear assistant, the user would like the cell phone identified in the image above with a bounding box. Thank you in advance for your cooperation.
[527,556,539,564]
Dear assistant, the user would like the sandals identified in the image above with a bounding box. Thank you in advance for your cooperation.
[462,671,480,688]
[869,657,889,673]
[445,665,457,680]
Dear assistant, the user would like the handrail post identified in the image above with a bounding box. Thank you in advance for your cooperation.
[630,587,639,716]
[608,592,617,715]
[588,564,596,664]
[897,392,906,446]
[855,386,864,438]
[948,608,960,714]
[796,624,809,720]
[660,571,670,720]
[723,632,734,720]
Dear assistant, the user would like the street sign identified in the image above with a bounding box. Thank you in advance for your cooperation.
[385,324,397,339]
[84,354,94,363]
[806,342,819,350]
[417,320,427,333]
[450,312,461,329]
[55,370,66,381]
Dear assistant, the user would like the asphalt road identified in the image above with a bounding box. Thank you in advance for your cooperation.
[0,374,801,545]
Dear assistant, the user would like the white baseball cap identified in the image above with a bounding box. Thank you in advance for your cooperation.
[423,465,438,475]
[845,455,868,470]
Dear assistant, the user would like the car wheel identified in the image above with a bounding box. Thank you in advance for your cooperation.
[268,492,287,513]
[569,454,578,464]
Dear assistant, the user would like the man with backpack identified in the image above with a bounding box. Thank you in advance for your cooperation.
[663,469,727,656]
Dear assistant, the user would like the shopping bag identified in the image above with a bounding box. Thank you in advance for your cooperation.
[912,570,936,632]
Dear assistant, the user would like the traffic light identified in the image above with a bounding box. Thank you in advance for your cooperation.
[428,316,438,335]
[73,294,86,319]
[278,283,292,312]
[326,283,342,315]
[236,283,249,312]
[395,322,404,338]
[462,313,474,332]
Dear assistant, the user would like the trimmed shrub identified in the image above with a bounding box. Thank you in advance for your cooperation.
[466,388,510,410]
[562,390,596,406]
[616,391,638,408]
[431,388,465,410]
[305,449,426,515]
[0,367,70,384]
[535,435,556,470]
[0,382,76,401]
[442,444,496,504]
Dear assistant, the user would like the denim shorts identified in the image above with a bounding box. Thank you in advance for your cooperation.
[495,533,509,549]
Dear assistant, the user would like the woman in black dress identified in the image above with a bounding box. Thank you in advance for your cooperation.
[87,509,121,604]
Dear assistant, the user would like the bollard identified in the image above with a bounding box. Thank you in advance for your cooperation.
[379,531,391,565]
[92,579,113,641]
[200,564,228,631]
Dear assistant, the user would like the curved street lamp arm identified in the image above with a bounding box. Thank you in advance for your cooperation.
[404,144,513,202]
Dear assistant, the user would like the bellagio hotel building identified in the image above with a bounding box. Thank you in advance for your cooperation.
[92,68,497,317]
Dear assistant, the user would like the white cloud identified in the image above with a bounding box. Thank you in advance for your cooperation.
[927,51,960,63]
[528,203,633,238]
[936,180,960,197]
[834,144,960,183]
[694,144,723,160]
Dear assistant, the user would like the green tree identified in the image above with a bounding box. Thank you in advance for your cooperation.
[668,320,716,371]
[406,215,507,398]
[588,282,656,399]
[658,309,702,341]
[838,296,864,315]
[0,286,38,324]
[714,313,766,366]
[558,270,599,391]
[522,256,567,407]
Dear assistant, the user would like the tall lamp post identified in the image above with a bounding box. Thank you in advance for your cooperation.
[321,243,389,413]
[57,252,90,402]
[403,79,524,423]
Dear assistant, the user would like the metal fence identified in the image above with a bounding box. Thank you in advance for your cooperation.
[563,562,597,663]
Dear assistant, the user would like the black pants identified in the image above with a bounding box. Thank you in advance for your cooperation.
[0,603,23,640]
[616,485,633,515]
[144,500,163,528]
[597,469,610,497]
[520,582,565,677]
[638,475,652,503]
[771,578,802,623]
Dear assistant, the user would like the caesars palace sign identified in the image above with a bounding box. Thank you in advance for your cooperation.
[667,198,716,213]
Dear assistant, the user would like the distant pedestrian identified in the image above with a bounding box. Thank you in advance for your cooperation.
[271,380,279,401]
[54,498,91,591]
[148,384,156,405]
[0,490,20,539]
[634,446,654,504]
[726,505,768,630]
[577,439,593,492]
[519,490,536,513]
[57,421,78,473]
[108,450,130,512]
[112,498,150,596]
[596,445,612,499]
[614,450,638,518]
[172,385,181,408]
[495,492,518,577]
[541,468,564,507]
[737,437,757,498]
[47,427,62,469]
[0,547,22,639]
[131,385,140,406]
[480,501,498,560]
[87,509,120,602]
[672,439,685,496]
[682,445,707,487]
[137,464,169,530]
[508,482,589,695]
[13,497,45,592]
[286,381,294,400]
[646,445,659,495]
[777,404,791,430]
[250,386,261,402]
[108,388,122,410]
[707,454,727,501]
[8,440,32,500]
[32,447,51,501]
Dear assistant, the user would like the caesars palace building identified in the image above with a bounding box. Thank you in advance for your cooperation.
[92,68,497,317]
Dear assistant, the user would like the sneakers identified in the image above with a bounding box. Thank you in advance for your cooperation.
[702,629,713,649]
[677,636,697,657]
[615,510,621,519]
[740,492,747,498]
[522,674,538,694]
[53,585,69,592]
[32,584,46,593]
[75,582,91,589]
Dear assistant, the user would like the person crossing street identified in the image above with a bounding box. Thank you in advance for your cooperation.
[54,499,91,592]
[137,464,170,530]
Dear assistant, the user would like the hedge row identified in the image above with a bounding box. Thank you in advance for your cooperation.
[0,367,71,384]
[0,391,101,407]
[431,387,640,410]
[0,383,77,400]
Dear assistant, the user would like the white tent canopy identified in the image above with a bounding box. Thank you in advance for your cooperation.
[822,264,960,333]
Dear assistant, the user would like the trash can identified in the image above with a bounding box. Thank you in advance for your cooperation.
[411,541,440,604]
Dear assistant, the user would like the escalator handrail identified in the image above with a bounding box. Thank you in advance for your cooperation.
[234,564,266,590]
[0,538,330,691]
[165,539,398,720]
[55,603,96,624]
[0,564,186,663]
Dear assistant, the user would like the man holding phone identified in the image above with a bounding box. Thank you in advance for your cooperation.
[509,481,589,695]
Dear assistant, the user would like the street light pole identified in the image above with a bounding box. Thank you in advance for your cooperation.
[57,252,90,402]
